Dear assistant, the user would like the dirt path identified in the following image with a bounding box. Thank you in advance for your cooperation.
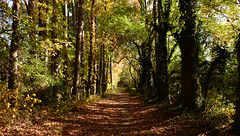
[60,90,155,135]
[1,90,235,135]
[45,89,168,135]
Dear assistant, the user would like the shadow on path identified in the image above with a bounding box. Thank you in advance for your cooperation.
[48,90,172,135]
[46,90,226,136]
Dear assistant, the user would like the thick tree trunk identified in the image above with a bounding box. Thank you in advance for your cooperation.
[39,0,48,66]
[39,0,47,40]
[72,0,84,97]
[8,0,20,90]
[156,29,169,103]
[27,0,36,85]
[179,0,200,110]
[27,0,35,39]
[155,0,170,103]
[232,33,240,133]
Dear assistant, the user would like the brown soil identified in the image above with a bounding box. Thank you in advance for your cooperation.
[1,90,236,135]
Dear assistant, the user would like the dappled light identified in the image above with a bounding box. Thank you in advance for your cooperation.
[1,0,240,135]
[0,90,235,135]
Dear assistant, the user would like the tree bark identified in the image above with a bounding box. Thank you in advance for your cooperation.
[8,0,20,90]
[96,44,103,95]
[155,0,170,103]
[110,56,113,90]
[63,0,69,88]
[101,44,107,95]
[27,0,36,85]
[38,0,48,67]
[232,33,240,133]
[72,0,76,33]
[51,1,59,76]
[39,0,47,40]
[87,0,95,96]
[72,0,85,97]
[179,0,200,110]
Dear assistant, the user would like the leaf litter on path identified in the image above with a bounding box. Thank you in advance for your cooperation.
[0,90,237,135]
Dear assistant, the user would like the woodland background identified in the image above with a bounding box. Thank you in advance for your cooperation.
[1,0,240,134]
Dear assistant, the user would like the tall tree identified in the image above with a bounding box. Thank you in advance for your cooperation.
[155,0,171,103]
[232,33,240,133]
[8,0,20,90]
[63,0,69,87]
[101,44,106,95]
[38,0,48,66]
[179,0,200,110]
[26,0,35,49]
[72,0,85,97]
[51,1,59,76]
[87,0,95,95]
[72,0,76,33]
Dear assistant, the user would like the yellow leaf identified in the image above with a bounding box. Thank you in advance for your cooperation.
[7,102,11,108]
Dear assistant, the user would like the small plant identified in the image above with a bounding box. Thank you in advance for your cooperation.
[0,83,42,126]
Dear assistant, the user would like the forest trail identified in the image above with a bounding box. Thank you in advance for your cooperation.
[1,90,234,135]
[60,89,160,135]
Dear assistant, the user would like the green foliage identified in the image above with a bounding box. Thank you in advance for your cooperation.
[117,64,136,89]
[1,0,240,132]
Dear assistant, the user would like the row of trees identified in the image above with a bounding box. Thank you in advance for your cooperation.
[1,0,130,98]
[1,0,137,109]
[1,0,240,132]
[116,0,240,131]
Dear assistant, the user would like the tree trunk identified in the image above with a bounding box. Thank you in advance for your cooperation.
[232,33,240,133]
[27,0,35,42]
[8,0,20,90]
[101,44,107,95]
[72,0,76,33]
[39,0,47,40]
[27,0,36,85]
[96,44,103,95]
[110,56,113,90]
[39,0,48,67]
[72,0,85,97]
[155,0,170,103]
[63,0,69,88]
[51,1,59,76]
[179,0,200,110]
[87,0,95,96]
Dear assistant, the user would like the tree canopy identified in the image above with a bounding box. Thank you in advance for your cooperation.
[1,0,240,135]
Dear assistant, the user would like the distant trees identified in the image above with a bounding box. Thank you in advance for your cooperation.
[1,0,240,131]
[1,0,129,105]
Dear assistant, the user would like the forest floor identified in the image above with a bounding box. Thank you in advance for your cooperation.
[0,89,236,135]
